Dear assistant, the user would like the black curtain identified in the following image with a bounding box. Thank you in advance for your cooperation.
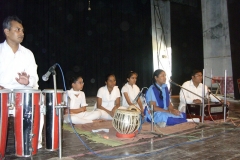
[0,0,153,96]
[227,0,240,99]
[171,1,203,95]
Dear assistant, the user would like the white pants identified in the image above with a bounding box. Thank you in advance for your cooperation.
[98,106,126,120]
[63,110,101,124]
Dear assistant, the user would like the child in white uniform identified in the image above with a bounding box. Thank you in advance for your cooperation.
[64,76,101,124]
[96,74,123,120]
[121,71,144,115]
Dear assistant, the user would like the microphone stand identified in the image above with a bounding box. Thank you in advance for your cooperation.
[132,87,148,104]
[139,89,163,137]
[132,87,160,136]
[201,69,205,123]
[224,70,227,122]
[206,71,230,125]
[194,69,215,129]
[141,103,163,137]
[210,69,213,93]
[221,70,232,126]
[49,69,73,160]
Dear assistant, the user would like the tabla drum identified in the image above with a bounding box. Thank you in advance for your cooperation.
[112,109,141,135]
[13,89,41,157]
[42,89,64,151]
[0,89,11,160]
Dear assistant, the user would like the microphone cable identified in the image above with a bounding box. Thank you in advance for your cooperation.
[58,64,170,159]
[204,77,239,125]
[206,89,238,126]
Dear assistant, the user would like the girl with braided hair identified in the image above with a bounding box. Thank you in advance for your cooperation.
[145,69,187,127]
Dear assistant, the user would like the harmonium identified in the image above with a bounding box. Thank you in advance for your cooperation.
[186,103,228,121]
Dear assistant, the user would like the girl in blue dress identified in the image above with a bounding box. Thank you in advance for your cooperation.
[145,69,187,127]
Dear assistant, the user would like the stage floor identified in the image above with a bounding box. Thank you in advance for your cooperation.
[3,96,240,160]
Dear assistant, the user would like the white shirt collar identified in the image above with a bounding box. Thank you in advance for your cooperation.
[3,40,22,53]
[190,80,202,88]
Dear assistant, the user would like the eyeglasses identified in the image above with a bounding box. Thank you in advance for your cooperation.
[76,81,84,84]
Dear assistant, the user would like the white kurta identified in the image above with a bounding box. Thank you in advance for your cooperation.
[68,89,88,108]
[64,89,101,124]
[97,85,120,111]
[96,85,121,120]
[0,40,39,89]
[121,83,140,108]
[178,80,219,112]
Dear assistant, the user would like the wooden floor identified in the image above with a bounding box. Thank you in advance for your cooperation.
[3,96,240,160]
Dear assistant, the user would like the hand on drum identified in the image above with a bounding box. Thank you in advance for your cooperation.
[109,110,115,117]
[193,99,202,104]
[81,106,87,112]
[15,72,30,85]
[110,107,118,117]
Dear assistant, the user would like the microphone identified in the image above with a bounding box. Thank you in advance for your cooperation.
[205,76,212,79]
[205,76,219,81]
[42,63,57,81]
[169,79,207,101]
[169,79,181,87]
[132,87,148,104]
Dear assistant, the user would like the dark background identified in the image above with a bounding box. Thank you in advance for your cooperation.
[3,0,236,97]
[227,0,240,99]
[171,0,203,95]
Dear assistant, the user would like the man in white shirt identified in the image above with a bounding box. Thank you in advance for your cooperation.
[178,70,221,113]
[0,16,38,89]
[0,16,41,148]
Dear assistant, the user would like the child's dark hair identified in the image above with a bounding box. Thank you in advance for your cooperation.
[68,76,82,89]
[126,71,138,79]
[124,71,138,83]
[105,73,115,82]
[152,69,165,100]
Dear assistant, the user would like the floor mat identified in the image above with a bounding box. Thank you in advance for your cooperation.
[63,121,197,147]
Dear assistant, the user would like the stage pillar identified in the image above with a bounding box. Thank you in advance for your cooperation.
[151,0,171,86]
[201,0,234,97]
